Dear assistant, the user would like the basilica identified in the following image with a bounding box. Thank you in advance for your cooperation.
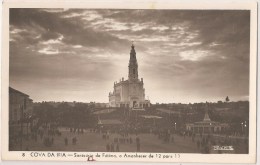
[108,44,150,109]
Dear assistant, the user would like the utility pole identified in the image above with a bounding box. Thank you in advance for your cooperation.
[20,104,24,150]
[20,97,26,151]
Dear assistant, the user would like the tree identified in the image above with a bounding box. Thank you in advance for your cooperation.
[225,96,230,102]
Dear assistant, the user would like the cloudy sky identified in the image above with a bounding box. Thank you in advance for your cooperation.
[9,9,250,103]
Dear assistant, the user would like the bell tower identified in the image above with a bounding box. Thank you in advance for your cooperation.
[128,42,138,81]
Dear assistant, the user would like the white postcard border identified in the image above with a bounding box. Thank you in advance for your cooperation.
[1,0,257,163]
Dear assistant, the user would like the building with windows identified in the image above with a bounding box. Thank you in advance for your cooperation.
[9,87,34,148]
[109,44,150,109]
[9,87,33,124]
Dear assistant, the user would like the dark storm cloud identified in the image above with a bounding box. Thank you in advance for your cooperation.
[10,9,129,52]
[9,9,250,103]
[101,10,250,57]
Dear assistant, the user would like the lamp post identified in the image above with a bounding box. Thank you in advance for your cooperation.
[241,122,244,133]
[174,123,177,131]
[210,123,212,134]
[244,121,247,136]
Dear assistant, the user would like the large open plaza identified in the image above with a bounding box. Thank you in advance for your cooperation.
[12,127,248,154]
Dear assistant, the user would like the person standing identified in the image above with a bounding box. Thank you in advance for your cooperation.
[111,143,114,152]
[171,135,175,143]
[64,137,68,146]
[197,140,200,149]
[136,136,140,144]
[137,142,140,152]
[51,137,54,145]
[116,143,120,152]
[35,133,38,142]
[106,143,110,152]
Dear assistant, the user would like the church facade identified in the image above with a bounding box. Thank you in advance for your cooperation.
[109,44,150,109]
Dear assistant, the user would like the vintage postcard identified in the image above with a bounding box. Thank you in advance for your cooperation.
[1,0,257,163]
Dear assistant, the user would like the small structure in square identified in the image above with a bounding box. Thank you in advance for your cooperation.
[109,43,150,109]
[186,104,229,134]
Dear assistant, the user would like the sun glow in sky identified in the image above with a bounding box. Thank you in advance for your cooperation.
[9,9,250,103]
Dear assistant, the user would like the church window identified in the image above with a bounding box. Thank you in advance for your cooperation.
[133,68,135,75]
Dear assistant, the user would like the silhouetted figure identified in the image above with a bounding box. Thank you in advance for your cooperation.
[197,140,200,149]
[171,136,175,143]
[204,145,210,154]
[192,134,195,142]
[136,137,140,144]
[64,137,68,146]
[110,143,114,152]
[40,132,43,140]
[116,143,120,152]
[106,143,110,152]
[72,137,77,145]
[137,142,140,152]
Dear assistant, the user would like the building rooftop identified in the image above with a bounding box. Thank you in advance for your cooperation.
[9,87,29,97]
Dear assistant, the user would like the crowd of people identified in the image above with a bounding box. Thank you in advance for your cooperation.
[101,131,142,152]
[10,121,249,154]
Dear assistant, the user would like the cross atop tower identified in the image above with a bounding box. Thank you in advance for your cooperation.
[131,41,135,49]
